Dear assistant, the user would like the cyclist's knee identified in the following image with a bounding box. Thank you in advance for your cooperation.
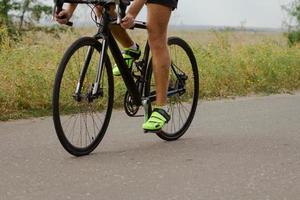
[148,31,168,50]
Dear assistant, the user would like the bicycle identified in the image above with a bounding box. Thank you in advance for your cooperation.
[52,0,199,156]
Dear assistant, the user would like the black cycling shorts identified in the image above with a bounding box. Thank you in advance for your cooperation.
[146,0,178,10]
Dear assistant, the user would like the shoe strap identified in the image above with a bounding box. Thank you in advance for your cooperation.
[124,48,141,59]
[152,108,170,123]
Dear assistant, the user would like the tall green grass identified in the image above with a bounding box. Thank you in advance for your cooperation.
[195,31,300,98]
[0,28,299,120]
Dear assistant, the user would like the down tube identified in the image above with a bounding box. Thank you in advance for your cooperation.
[108,32,142,106]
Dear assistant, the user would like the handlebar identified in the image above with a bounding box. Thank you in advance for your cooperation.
[53,0,126,27]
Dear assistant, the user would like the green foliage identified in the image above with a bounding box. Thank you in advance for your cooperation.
[0,0,18,36]
[0,0,52,33]
[0,0,52,46]
[18,0,52,29]
[288,30,300,46]
[31,4,52,21]
[283,0,300,45]
[289,1,300,22]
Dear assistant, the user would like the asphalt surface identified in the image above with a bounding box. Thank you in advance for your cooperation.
[0,93,300,200]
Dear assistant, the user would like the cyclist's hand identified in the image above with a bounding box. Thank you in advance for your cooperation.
[121,13,135,29]
[55,9,72,25]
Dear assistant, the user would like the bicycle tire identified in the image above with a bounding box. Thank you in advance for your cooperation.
[53,37,114,156]
[145,37,199,141]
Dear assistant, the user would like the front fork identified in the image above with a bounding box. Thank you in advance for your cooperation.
[92,39,107,96]
[74,39,107,101]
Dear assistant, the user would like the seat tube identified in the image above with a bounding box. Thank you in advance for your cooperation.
[92,39,108,96]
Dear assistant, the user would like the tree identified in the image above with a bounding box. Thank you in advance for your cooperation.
[283,0,300,45]
[0,0,10,26]
[0,0,52,31]
[0,0,52,44]
[0,0,20,37]
[18,0,52,30]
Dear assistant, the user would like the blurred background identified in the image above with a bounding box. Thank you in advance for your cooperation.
[40,0,295,29]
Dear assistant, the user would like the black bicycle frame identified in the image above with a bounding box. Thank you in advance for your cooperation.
[57,0,149,106]
[106,30,145,106]
[58,0,184,107]
[99,19,149,107]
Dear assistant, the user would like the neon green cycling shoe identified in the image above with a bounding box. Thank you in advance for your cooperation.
[143,108,170,132]
[113,45,141,76]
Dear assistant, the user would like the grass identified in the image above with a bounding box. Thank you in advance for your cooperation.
[0,27,300,121]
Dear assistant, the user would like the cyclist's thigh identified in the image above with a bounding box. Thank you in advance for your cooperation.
[147,3,171,40]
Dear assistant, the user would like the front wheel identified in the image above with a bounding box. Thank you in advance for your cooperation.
[52,37,114,156]
[145,37,199,141]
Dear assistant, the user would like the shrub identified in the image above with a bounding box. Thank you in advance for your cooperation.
[287,30,300,45]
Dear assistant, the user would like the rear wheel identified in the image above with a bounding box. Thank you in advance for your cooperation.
[53,37,114,156]
[145,37,199,141]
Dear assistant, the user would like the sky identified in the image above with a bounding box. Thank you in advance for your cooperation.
[172,0,294,28]
[47,0,295,28]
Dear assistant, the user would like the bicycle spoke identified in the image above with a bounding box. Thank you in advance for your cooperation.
[88,109,99,140]
[70,114,79,143]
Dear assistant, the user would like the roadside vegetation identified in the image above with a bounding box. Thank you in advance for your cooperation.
[0,28,300,121]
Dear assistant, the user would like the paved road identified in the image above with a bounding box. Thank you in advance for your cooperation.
[0,94,300,200]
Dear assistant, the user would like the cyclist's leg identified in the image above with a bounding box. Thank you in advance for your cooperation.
[95,5,141,75]
[143,3,172,131]
[111,22,141,76]
[95,5,134,48]
[111,26,134,47]
[147,3,172,107]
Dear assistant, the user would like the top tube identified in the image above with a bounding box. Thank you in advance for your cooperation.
[61,0,133,6]
[62,0,117,5]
